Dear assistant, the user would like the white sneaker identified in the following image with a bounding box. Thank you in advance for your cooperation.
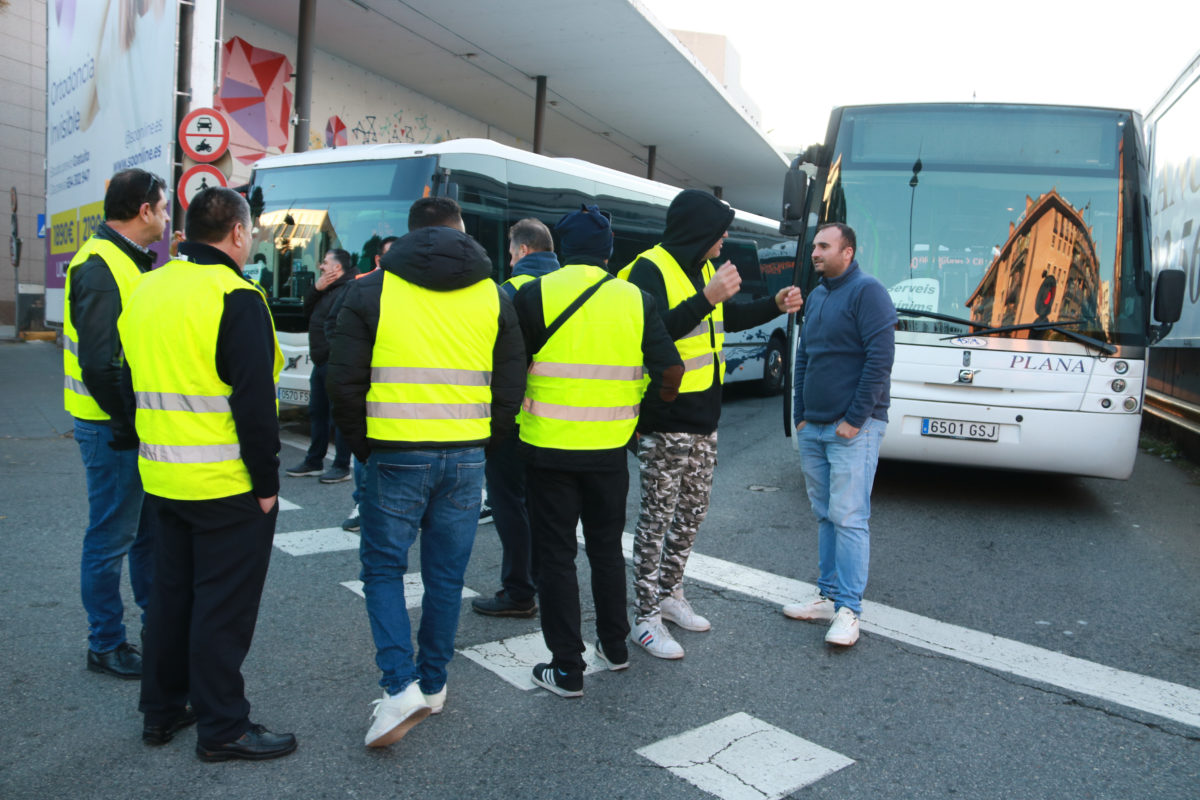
[660,594,711,632]
[782,595,836,621]
[422,685,446,715]
[824,607,860,646]
[364,683,431,747]
[631,617,684,660]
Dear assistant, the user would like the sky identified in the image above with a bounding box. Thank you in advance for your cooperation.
[638,0,1200,149]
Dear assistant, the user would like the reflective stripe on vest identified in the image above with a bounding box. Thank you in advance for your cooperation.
[519,264,647,451]
[118,259,284,501]
[62,237,145,420]
[366,273,499,444]
[622,244,724,393]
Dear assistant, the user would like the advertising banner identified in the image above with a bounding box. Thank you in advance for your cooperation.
[45,0,179,323]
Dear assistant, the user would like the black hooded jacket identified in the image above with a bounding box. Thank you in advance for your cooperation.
[625,189,783,434]
[327,226,526,460]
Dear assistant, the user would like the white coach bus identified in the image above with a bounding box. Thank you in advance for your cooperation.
[245,139,795,407]
[781,103,1185,479]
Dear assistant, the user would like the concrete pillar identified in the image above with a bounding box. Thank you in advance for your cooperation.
[533,75,547,154]
[293,0,317,152]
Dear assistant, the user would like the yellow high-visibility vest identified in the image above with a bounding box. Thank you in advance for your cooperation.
[519,264,647,450]
[118,259,283,500]
[504,274,536,292]
[621,244,724,393]
[62,237,145,420]
[366,272,499,443]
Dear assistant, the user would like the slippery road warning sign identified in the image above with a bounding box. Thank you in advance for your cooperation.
[177,164,228,211]
[179,108,230,163]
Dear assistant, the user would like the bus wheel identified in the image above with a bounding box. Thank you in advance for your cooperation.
[759,336,786,396]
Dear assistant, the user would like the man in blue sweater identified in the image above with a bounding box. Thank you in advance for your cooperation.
[784,223,896,647]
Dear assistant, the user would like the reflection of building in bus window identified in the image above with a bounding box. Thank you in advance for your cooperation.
[965,190,1100,337]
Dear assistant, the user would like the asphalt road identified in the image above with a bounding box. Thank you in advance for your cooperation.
[1,342,1197,799]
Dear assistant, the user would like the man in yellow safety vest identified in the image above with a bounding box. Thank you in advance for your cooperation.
[623,189,803,660]
[515,204,683,697]
[120,187,294,762]
[328,197,526,747]
[63,168,169,680]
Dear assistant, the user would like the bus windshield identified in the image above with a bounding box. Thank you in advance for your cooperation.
[247,157,435,327]
[823,105,1146,347]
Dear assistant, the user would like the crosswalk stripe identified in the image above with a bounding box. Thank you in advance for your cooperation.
[627,533,1200,731]
[637,712,854,800]
[459,632,614,691]
[338,576,479,608]
[274,528,359,556]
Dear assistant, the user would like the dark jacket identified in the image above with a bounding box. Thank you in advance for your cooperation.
[513,263,683,471]
[303,268,355,367]
[625,189,782,434]
[177,241,282,499]
[793,261,897,428]
[68,223,157,448]
[327,226,526,461]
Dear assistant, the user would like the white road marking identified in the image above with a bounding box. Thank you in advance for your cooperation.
[340,576,479,608]
[278,497,300,511]
[459,631,612,691]
[637,712,853,800]
[624,532,1200,731]
[274,528,359,556]
[280,432,325,458]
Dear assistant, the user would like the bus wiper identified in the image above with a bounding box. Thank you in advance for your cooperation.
[940,319,1117,355]
[895,307,979,328]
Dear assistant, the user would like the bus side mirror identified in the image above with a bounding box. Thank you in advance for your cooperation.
[780,165,809,236]
[1154,269,1185,323]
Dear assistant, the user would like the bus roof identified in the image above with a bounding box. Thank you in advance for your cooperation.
[251,138,779,229]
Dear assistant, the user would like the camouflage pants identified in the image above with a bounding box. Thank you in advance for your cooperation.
[632,430,718,623]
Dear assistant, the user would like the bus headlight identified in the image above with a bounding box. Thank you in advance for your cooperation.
[1111,379,1126,392]
[1123,397,1138,412]
[1113,361,1129,374]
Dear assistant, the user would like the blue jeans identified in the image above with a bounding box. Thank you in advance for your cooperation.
[74,419,154,651]
[306,363,350,469]
[359,447,484,695]
[798,417,884,616]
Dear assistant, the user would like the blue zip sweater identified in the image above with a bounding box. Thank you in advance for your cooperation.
[501,250,560,298]
[793,261,897,428]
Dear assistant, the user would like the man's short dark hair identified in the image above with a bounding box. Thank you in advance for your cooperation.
[380,235,400,252]
[184,187,250,244]
[508,218,553,252]
[817,222,857,257]
[408,197,463,231]
[326,247,352,272]
[104,168,167,222]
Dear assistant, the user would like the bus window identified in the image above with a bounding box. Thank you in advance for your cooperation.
[722,239,768,300]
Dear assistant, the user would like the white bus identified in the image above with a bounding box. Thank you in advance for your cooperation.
[245,139,794,407]
[782,103,1185,479]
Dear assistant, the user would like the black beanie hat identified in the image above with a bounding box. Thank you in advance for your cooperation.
[555,204,613,262]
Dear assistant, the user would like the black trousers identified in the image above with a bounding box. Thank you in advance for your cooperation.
[138,493,277,746]
[484,431,537,602]
[526,466,630,674]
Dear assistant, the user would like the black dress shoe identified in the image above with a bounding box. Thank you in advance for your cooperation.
[470,590,538,618]
[196,723,297,762]
[143,707,197,745]
[87,642,142,679]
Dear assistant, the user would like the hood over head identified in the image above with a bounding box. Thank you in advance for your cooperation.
[380,226,493,290]
[661,189,735,272]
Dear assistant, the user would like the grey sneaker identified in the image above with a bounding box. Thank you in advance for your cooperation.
[319,466,352,484]
[342,504,360,532]
[285,460,323,477]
